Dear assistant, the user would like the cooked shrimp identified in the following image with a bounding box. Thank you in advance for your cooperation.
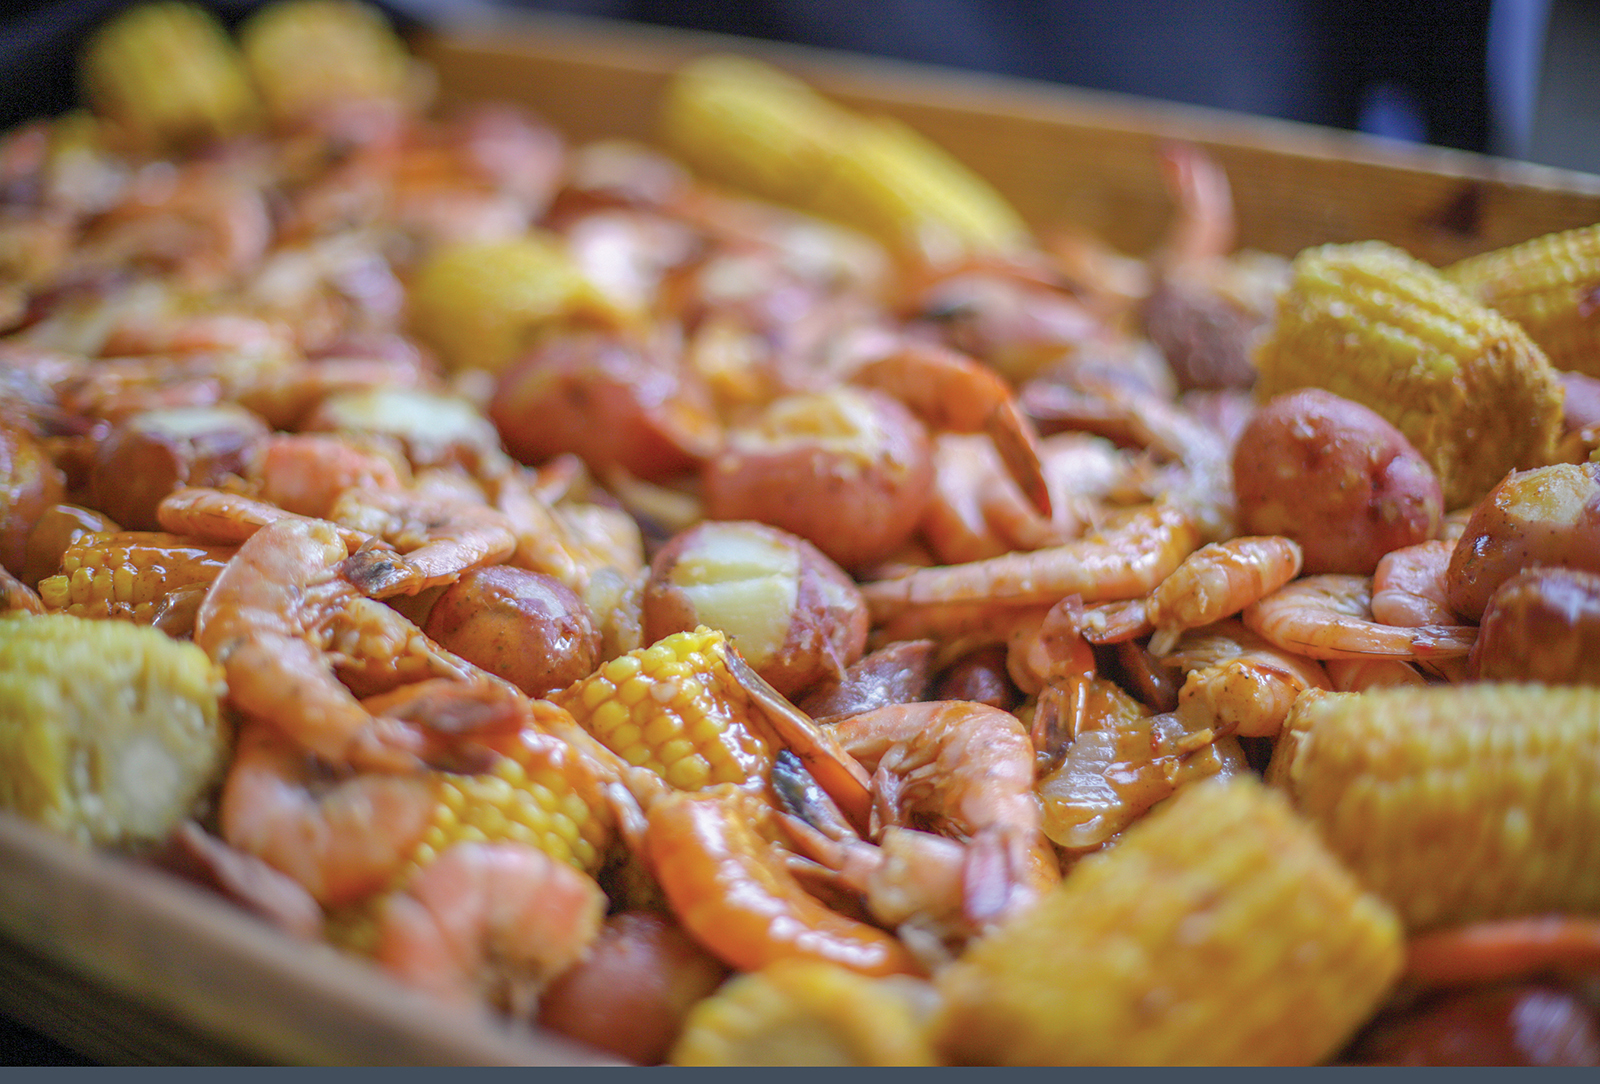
[824,700,1058,926]
[157,485,370,551]
[250,432,409,519]
[219,720,438,907]
[844,338,1052,518]
[1404,916,1600,991]
[1372,540,1462,628]
[328,485,518,598]
[193,517,501,771]
[645,787,923,977]
[1162,619,1332,738]
[0,566,44,613]
[1322,656,1429,692]
[1242,574,1478,661]
[862,500,1200,612]
[1146,535,1303,655]
[920,433,1073,565]
[374,840,606,1019]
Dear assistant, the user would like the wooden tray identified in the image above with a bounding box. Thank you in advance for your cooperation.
[6,8,1600,1066]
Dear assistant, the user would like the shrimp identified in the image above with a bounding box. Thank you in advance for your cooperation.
[843,338,1052,519]
[920,433,1073,565]
[1242,574,1478,661]
[218,720,438,907]
[824,700,1059,926]
[327,485,518,598]
[1372,540,1462,628]
[0,566,43,613]
[157,485,369,551]
[193,517,506,771]
[250,431,409,519]
[645,787,923,977]
[374,840,606,1020]
[1323,656,1429,692]
[1403,916,1600,992]
[1163,619,1332,738]
[1146,535,1303,655]
[862,500,1200,612]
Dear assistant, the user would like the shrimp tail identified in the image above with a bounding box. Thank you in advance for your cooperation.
[341,542,423,597]
[961,826,1040,930]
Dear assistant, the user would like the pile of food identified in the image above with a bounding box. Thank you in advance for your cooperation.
[3,0,1599,1066]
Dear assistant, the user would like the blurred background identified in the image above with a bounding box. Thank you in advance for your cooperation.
[0,0,1596,171]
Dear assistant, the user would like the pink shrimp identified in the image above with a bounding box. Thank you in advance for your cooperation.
[1372,540,1463,628]
[1146,535,1303,655]
[1242,574,1478,661]
[862,500,1200,612]
[329,485,517,598]
[193,517,508,771]
[1162,618,1332,738]
[374,840,606,1020]
[157,485,369,551]
[250,431,409,519]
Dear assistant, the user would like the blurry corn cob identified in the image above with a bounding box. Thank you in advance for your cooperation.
[659,53,1031,266]
[553,626,773,793]
[326,714,616,954]
[407,234,631,375]
[1270,684,1600,933]
[933,777,1403,1066]
[1444,223,1600,379]
[1253,240,1565,509]
[0,612,230,848]
[672,960,939,1066]
[36,531,234,624]
[239,0,423,127]
[78,1,262,154]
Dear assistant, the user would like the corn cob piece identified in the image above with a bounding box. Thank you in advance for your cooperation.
[407,235,629,375]
[1445,223,1600,378]
[933,777,1404,1066]
[1270,684,1600,933]
[36,531,234,624]
[0,612,230,848]
[671,960,938,1066]
[325,713,617,955]
[77,1,262,154]
[1253,241,1565,509]
[658,53,1031,265]
[553,626,773,793]
[238,0,420,127]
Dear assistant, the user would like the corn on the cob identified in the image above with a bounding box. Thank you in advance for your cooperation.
[553,626,773,793]
[325,716,616,955]
[0,612,230,848]
[238,0,420,127]
[1252,241,1565,509]
[671,960,939,1066]
[1270,684,1600,933]
[406,235,628,375]
[36,531,234,624]
[658,53,1031,265]
[77,1,262,154]
[1445,223,1600,378]
[933,777,1404,1066]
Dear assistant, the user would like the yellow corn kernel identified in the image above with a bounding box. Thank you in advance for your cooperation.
[36,531,235,624]
[658,53,1030,266]
[0,612,230,848]
[1253,240,1565,509]
[933,777,1403,1066]
[238,0,420,127]
[78,1,261,154]
[406,234,630,375]
[326,719,616,957]
[554,626,773,791]
[1445,223,1600,378]
[672,960,939,1066]
[1270,684,1600,933]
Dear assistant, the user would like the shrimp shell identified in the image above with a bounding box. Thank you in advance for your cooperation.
[1242,573,1477,661]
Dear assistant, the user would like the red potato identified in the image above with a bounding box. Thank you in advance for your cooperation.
[537,910,730,1066]
[300,386,503,473]
[490,330,720,482]
[642,520,869,699]
[423,565,603,698]
[1232,388,1443,575]
[702,386,934,572]
[87,404,268,531]
[1446,461,1600,621]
